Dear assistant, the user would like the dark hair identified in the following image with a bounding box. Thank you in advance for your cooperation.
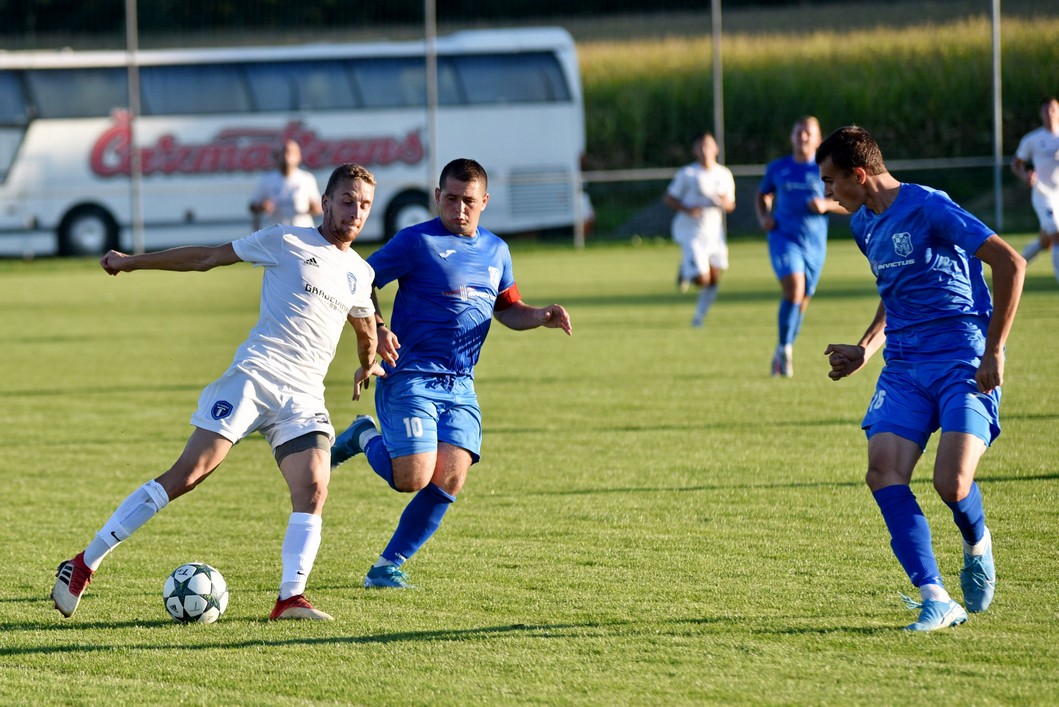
[1042,96,1059,109]
[323,163,376,196]
[816,125,886,176]
[439,158,488,190]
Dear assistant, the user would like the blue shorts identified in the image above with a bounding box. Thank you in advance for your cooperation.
[375,373,482,462]
[768,232,826,297]
[862,357,1001,451]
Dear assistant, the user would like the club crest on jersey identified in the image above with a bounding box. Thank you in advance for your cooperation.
[347,272,358,294]
[488,266,501,290]
[891,232,913,258]
[211,401,233,420]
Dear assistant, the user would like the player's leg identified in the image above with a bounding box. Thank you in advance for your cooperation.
[1050,230,1059,284]
[768,236,802,377]
[365,381,481,589]
[271,435,333,620]
[934,371,1001,613]
[690,239,720,327]
[52,428,232,618]
[862,366,967,630]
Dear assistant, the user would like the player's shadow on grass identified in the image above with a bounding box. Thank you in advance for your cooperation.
[0,620,636,655]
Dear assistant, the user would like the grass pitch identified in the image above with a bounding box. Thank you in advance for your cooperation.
[1,237,1057,705]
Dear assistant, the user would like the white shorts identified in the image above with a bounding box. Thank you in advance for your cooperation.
[1031,190,1059,235]
[189,365,335,450]
[680,235,729,280]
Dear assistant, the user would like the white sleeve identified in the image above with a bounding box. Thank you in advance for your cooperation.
[346,260,375,319]
[232,225,283,267]
[1015,133,1034,162]
[666,167,688,201]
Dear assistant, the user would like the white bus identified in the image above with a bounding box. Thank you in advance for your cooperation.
[0,27,585,257]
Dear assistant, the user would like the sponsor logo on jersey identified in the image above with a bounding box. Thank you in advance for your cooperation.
[211,400,233,420]
[303,257,319,267]
[305,282,347,312]
[347,272,358,294]
[488,266,501,290]
[438,249,456,259]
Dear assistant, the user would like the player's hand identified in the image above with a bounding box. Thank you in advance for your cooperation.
[975,351,1004,394]
[760,216,776,233]
[100,250,132,276]
[377,327,401,367]
[824,343,866,380]
[540,304,572,335]
[352,362,387,401]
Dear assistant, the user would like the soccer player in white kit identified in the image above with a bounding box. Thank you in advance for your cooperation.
[249,139,323,230]
[51,163,384,621]
[1012,96,1059,284]
[664,132,736,327]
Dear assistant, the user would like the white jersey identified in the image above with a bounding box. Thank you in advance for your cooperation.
[250,168,321,227]
[1015,126,1059,200]
[230,225,375,398]
[666,162,735,245]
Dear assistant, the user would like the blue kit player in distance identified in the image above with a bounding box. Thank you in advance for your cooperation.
[756,116,848,377]
[331,158,573,589]
[817,126,1025,631]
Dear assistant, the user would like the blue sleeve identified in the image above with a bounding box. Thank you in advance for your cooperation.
[367,229,417,289]
[758,160,777,195]
[923,192,994,256]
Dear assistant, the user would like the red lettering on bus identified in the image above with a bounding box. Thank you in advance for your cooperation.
[89,112,425,177]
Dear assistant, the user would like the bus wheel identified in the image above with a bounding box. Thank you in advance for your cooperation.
[384,191,431,239]
[58,205,119,256]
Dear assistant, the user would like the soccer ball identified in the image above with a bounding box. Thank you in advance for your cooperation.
[163,562,229,624]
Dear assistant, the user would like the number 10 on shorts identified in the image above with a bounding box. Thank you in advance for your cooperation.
[402,417,424,438]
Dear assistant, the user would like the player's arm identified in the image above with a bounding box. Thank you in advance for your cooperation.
[492,284,572,335]
[809,197,849,216]
[824,300,887,381]
[100,244,241,276]
[974,235,1026,394]
[346,313,385,402]
[1011,156,1035,187]
[755,191,775,232]
[365,288,400,366]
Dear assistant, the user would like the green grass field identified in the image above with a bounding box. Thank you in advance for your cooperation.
[1,237,1057,704]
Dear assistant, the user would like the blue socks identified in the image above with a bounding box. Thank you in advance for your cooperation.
[873,485,943,588]
[381,483,456,566]
[364,436,397,490]
[777,299,802,347]
[943,482,986,546]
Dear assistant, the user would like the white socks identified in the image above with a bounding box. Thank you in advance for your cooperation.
[84,480,170,570]
[1021,239,1043,261]
[279,512,322,600]
[919,583,951,603]
[964,526,992,557]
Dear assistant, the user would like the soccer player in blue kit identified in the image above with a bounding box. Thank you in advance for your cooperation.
[817,126,1025,631]
[756,116,848,377]
[331,158,572,588]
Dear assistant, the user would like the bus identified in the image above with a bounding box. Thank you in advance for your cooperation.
[0,27,585,257]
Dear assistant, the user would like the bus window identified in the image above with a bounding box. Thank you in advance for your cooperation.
[26,68,128,118]
[245,60,359,112]
[455,53,570,104]
[351,57,462,108]
[0,73,29,125]
[0,73,28,180]
[141,64,251,115]
[243,62,299,111]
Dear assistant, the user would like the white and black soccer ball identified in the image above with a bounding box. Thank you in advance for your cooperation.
[163,562,229,624]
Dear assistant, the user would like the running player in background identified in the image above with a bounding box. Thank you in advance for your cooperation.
[1011,96,1059,284]
[249,139,323,230]
[756,116,848,376]
[330,157,572,589]
[818,126,1024,632]
[664,131,736,328]
[52,163,383,622]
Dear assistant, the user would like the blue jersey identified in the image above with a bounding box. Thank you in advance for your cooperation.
[368,218,515,378]
[850,184,994,348]
[759,155,829,249]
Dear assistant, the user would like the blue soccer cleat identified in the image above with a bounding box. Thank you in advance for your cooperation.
[960,535,996,613]
[331,415,378,469]
[901,595,968,632]
[364,564,415,589]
